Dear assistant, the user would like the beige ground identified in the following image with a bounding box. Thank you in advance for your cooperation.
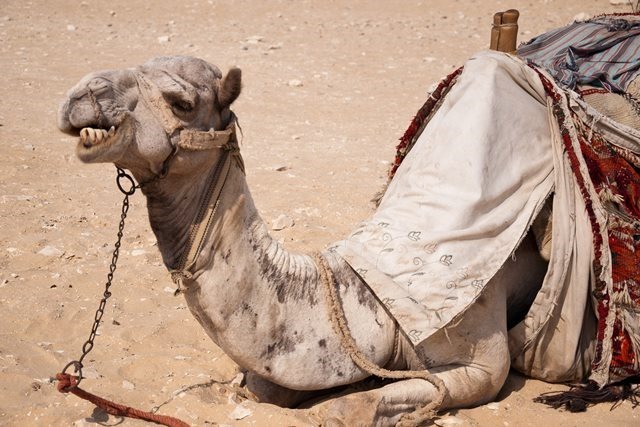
[1,0,639,426]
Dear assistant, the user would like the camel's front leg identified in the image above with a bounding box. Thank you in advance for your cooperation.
[317,278,512,427]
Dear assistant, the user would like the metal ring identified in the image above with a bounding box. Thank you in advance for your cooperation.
[61,360,83,386]
[61,360,81,374]
[116,168,137,196]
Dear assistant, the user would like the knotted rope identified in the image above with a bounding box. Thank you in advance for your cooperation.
[314,252,447,426]
[56,373,190,427]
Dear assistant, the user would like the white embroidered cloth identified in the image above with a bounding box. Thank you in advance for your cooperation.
[331,52,596,382]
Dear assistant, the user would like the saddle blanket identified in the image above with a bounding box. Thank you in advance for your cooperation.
[331,49,640,386]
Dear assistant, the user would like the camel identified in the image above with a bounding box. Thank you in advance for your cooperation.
[57,54,592,426]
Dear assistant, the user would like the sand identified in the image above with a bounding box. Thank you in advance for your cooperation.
[1,0,638,425]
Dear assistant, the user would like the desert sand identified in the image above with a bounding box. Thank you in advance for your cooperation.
[1,0,638,426]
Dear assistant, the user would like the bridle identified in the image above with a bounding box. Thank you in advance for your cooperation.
[133,71,246,292]
[167,124,244,293]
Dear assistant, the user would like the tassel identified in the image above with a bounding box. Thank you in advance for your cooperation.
[534,378,640,412]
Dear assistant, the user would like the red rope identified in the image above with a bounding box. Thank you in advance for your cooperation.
[56,373,190,427]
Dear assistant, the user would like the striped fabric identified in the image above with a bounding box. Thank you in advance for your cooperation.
[517,15,640,93]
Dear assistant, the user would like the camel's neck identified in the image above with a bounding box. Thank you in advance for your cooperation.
[143,159,318,289]
[139,159,397,389]
[246,216,320,304]
[143,165,215,270]
[143,160,329,364]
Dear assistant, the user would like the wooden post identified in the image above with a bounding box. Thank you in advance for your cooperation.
[490,9,519,53]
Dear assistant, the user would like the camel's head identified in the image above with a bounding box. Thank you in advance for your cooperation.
[58,56,242,180]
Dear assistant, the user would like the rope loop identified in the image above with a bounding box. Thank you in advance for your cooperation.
[313,252,447,426]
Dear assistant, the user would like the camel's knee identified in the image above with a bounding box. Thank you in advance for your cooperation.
[440,352,510,408]
[472,361,509,403]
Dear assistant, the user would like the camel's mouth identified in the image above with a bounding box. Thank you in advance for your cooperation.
[75,119,132,163]
[79,125,116,148]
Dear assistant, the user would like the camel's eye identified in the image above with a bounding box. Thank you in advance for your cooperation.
[172,100,194,114]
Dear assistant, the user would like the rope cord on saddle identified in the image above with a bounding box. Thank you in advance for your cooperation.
[55,167,190,427]
[313,252,448,427]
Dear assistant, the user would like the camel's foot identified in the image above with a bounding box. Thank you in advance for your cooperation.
[311,388,419,427]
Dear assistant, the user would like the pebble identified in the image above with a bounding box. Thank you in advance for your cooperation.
[38,245,63,257]
[67,24,76,31]
[610,0,632,4]
[122,380,135,390]
[246,35,264,44]
[131,249,146,256]
[164,286,175,293]
[174,355,190,360]
[288,79,303,87]
[486,402,500,411]
[434,416,465,426]
[228,403,252,420]
[158,35,170,44]
[271,214,294,231]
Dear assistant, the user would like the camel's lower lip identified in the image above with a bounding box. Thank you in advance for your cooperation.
[79,125,117,148]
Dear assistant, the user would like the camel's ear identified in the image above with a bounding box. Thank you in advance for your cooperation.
[217,67,242,108]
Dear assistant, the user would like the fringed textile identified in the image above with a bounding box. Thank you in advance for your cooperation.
[536,70,640,384]
[534,378,640,412]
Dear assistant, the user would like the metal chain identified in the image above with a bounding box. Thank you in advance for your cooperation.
[61,167,137,387]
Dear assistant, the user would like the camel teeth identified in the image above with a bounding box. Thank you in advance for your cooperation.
[98,129,109,142]
[79,126,114,147]
[87,127,96,142]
